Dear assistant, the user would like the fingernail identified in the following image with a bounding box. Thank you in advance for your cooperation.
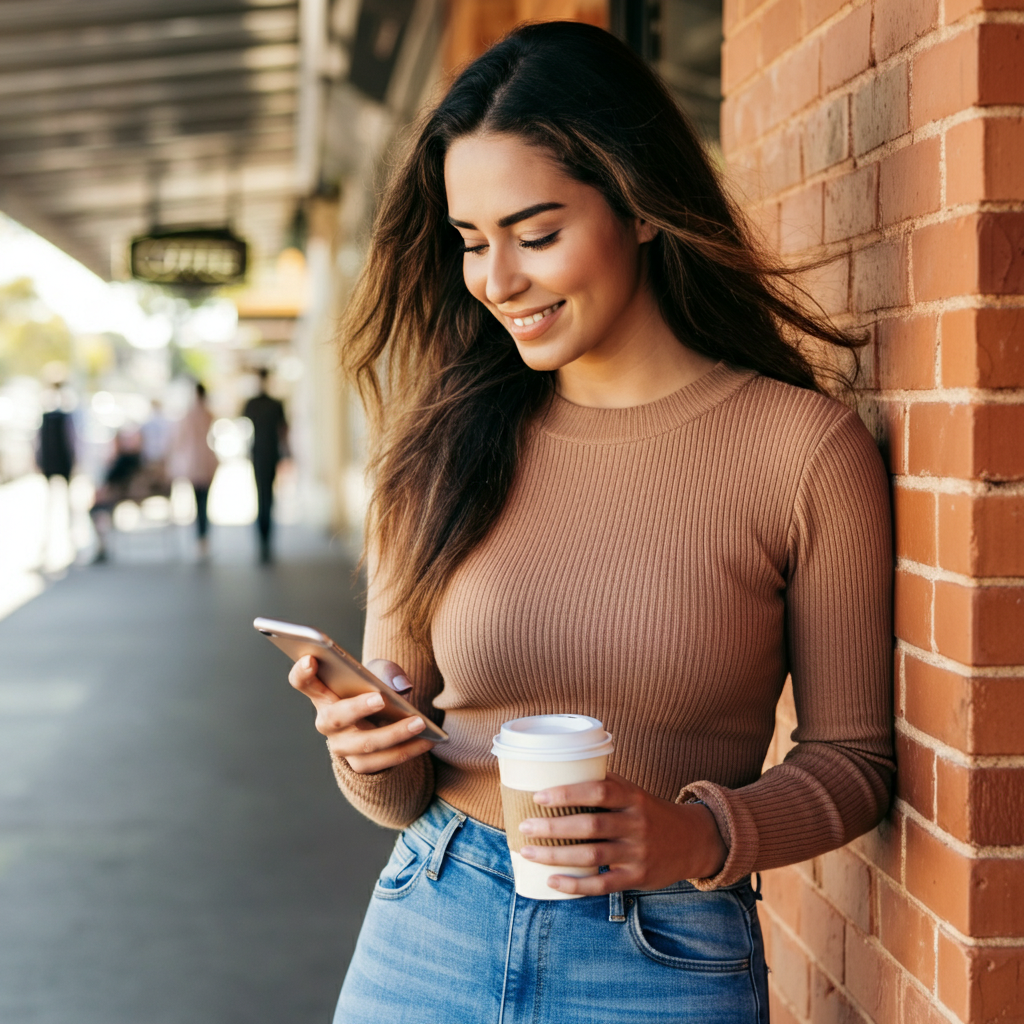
[407,717,425,733]
[367,693,385,709]
[391,675,412,693]
[304,655,315,670]
[518,821,535,835]
[533,791,551,805]
[520,847,537,860]
[547,876,561,889]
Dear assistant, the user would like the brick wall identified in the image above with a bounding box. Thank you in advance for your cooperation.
[722,1,1024,1021]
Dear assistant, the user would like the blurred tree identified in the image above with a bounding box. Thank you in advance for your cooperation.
[0,277,74,382]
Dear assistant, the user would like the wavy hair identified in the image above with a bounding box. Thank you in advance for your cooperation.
[341,20,862,647]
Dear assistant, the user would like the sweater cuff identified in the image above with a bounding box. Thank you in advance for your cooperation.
[677,780,759,890]
[330,746,434,830]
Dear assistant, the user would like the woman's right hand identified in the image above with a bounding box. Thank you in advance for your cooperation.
[288,656,435,774]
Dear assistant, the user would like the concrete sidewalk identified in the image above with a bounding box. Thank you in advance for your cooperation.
[0,529,396,1024]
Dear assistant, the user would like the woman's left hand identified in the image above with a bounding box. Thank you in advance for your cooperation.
[518,772,727,895]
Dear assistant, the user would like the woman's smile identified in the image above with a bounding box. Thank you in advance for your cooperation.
[503,299,566,338]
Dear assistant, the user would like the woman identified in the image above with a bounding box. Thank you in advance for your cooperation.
[167,381,218,558]
[290,21,893,1023]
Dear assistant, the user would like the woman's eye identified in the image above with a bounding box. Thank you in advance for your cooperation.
[520,231,559,250]
[462,242,488,255]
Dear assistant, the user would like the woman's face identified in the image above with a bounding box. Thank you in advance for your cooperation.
[444,132,657,374]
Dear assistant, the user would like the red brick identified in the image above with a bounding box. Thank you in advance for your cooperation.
[724,0,742,33]
[946,0,1024,19]
[723,17,761,93]
[760,122,803,193]
[941,307,1024,390]
[853,62,909,154]
[803,97,848,176]
[819,847,873,934]
[902,978,949,1024]
[978,23,1024,106]
[934,581,1024,665]
[905,655,1024,755]
[896,731,935,819]
[801,881,846,980]
[937,760,1024,846]
[852,239,908,313]
[878,879,936,986]
[780,183,823,254]
[875,0,939,62]
[768,985,804,1024]
[746,200,781,252]
[878,317,936,391]
[760,0,800,65]
[938,492,1024,577]
[768,37,821,127]
[845,925,901,1024]
[894,569,933,651]
[821,3,872,93]
[824,164,877,243]
[770,918,811,1017]
[893,485,936,565]
[938,933,1024,1024]
[797,254,849,317]
[879,137,941,227]
[912,28,978,128]
[947,118,1024,205]
[762,864,803,932]
[811,966,860,1024]
[906,817,1024,936]
[851,811,903,883]
[907,402,1024,481]
[915,214,1024,301]
[805,0,847,30]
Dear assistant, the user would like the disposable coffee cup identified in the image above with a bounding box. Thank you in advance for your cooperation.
[491,714,614,900]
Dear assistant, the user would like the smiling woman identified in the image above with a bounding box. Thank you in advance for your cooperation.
[287,20,894,1024]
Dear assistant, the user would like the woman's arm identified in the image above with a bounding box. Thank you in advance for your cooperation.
[678,409,895,888]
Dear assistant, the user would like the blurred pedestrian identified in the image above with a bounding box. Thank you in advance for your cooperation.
[167,382,219,560]
[140,399,172,493]
[242,368,287,563]
[89,428,144,563]
[36,383,76,568]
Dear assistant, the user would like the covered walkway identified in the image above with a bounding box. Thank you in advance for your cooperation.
[0,531,394,1024]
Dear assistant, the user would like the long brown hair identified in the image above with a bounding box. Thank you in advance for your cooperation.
[342,21,862,647]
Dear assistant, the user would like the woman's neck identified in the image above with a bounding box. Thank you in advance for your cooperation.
[555,298,718,409]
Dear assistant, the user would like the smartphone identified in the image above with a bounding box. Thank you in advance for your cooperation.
[253,616,449,744]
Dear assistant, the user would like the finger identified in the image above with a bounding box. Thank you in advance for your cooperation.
[533,777,632,810]
[364,659,413,694]
[323,710,429,751]
[519,812,626,842]
[519,841,626,869]
[545,867,638,897]
[288,656,340,704]
[312,691,389,733]
[341,736,436,775]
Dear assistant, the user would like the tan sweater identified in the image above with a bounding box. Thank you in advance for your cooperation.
[334,362,894,889]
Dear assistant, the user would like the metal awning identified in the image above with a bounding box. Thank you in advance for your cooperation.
[0,0,302,279]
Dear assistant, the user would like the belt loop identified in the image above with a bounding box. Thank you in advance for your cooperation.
[426,808,467,881]
[608,891,626,923]
[753,872,763,900]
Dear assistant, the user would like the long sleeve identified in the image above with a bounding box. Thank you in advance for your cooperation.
[679,410,895,888]
[328,549,445,829]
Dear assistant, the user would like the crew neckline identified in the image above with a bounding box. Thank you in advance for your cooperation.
[539,361,757,444]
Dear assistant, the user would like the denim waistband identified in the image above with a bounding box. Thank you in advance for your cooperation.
[405,796,755,904]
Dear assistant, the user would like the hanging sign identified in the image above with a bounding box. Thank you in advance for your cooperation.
[130,227,248,287]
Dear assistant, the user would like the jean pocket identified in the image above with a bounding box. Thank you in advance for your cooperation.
[627,890,752,972]
[373,831,430,900]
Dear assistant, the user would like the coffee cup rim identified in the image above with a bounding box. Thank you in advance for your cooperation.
[491,714,614,762]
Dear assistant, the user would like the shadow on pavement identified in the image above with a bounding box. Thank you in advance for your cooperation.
[0,526,397,1024]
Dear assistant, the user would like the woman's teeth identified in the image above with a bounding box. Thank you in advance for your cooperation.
[512,302,562,327]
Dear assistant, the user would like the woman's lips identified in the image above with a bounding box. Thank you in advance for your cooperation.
[503,300,565,340]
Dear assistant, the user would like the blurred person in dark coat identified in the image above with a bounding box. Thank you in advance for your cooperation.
[36,384,77,567]
[242,368,287,563]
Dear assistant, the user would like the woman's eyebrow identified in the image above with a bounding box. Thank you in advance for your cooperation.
[447,202,565,231]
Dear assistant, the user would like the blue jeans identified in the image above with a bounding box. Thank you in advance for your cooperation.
[335,798,769,1023]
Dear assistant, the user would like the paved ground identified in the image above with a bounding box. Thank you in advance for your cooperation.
[0,526,397,1024]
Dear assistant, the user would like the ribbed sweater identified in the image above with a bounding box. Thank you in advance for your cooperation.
[333,362,895,889]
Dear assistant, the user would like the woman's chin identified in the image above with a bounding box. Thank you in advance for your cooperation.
[513,340,580,374]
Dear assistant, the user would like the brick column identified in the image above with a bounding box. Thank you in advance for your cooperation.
[722,1,1024,1021]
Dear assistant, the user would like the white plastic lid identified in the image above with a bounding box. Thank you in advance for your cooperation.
[491,714,614,762]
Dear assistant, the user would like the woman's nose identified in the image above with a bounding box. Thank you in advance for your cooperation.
[485,249,529,307]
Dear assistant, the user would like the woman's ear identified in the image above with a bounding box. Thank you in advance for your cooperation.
[635,218,659,244]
